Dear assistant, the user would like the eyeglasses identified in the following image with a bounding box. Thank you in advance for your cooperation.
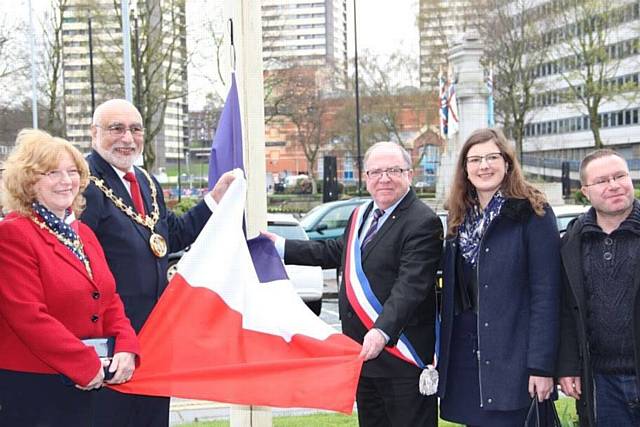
[365,167,410,179]
[583,172,630,188]
[466,152,504,167]
[40,169,81,181]
[96,124,144,137]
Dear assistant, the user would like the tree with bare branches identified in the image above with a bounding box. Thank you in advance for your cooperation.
[553,0,639,148]
[268,66,331,194]
[39,0,68,137]
[359,51,437,165]
[476,0,549,160]
[0,16,27,83]
[89,0,187,170]
[330,50,438,171]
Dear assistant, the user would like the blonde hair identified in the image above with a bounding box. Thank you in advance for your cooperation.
[445,128,547,237]
[2,129,90,216]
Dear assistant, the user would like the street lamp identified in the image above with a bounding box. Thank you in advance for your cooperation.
[88,17,96,114]
[177,103,182,202]
[353,0,363,196]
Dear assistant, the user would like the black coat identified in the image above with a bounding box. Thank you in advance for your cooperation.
[438,199,562,411]
[285,189,443,377]
[82,151,212,332]
[556,208,640,427]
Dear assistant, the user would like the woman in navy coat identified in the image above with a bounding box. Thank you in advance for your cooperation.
[0,129,139,427]
[437,128,562,426]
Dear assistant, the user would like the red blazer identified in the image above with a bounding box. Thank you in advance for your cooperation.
[0,212,139,386]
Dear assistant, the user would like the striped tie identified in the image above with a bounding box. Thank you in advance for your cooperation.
[361,208,384,250]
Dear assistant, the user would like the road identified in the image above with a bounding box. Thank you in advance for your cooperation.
[319,297,340,332]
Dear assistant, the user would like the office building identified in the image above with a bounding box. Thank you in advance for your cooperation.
[418,0,476,89]
[61,0,188,171]
[261,0,348,79]
[518,0,640,166]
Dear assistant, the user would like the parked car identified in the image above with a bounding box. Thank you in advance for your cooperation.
[432,204,588,294]
[267,213,324,315]
[436,204,590,238]
[166,213,324,315]
[300,198,370,241]
[552,204,590,234]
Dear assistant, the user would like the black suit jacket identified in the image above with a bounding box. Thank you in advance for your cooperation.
[285,189,443,377]
[82,151,211,332]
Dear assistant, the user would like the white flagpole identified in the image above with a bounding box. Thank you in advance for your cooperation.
[225,0,270,425]
[28,0,38,128]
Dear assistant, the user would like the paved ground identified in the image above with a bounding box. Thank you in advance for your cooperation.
[322,268,339,298]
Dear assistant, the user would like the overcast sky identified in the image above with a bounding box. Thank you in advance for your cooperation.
[2,0,419,109]
[351,0,419,59]
[187,0,419,109]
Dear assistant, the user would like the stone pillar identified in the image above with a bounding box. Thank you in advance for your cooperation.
[435,30,489,205]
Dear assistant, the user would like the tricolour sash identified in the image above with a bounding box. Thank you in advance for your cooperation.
[343,204,439,395]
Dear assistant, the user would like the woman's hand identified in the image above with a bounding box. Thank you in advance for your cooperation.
[76,359,108,391]
[105,351,136,384]
[528,375,554,401]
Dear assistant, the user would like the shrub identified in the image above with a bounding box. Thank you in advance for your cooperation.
[172,197,198,216]
[296,177,312,194]
[573,189,588,205]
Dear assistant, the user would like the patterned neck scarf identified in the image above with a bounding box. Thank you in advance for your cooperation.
[32,202,87,264]
[458,191,506,265]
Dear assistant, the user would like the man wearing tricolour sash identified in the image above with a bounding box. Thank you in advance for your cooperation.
[267,141,443,426]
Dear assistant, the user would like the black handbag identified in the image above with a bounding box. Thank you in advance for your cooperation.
[524,396,562,427]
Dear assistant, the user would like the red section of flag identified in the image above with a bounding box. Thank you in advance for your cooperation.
[113,275,363,414]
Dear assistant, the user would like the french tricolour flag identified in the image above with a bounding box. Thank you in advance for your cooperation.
[114,171,363,413]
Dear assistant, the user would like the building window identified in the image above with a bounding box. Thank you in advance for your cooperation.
[343,155,353,181]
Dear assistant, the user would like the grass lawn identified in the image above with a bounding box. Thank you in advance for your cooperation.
[177,397,579,426]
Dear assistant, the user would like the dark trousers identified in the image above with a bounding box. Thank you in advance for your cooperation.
[0,369,92,427]
[91,387,170,427]
[356,375,437,427]
[594,373,640,427]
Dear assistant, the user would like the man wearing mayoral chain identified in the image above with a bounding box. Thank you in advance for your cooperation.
[82,99,234,427]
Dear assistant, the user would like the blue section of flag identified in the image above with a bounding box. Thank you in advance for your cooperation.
[208,73,244,190]
[247,236,290,283]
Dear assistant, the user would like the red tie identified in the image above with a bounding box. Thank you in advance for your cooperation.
[123,172,146,216]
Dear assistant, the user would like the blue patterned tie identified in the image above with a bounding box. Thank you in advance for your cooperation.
[361,208,384,250]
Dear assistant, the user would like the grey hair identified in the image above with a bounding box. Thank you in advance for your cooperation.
[363,141,412,170]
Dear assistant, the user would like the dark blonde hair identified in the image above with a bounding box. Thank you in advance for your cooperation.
[445,128,547,237]
[579,148,626,184]
[2,129,90,216]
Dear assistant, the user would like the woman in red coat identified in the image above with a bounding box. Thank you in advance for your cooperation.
[0,129,140,426]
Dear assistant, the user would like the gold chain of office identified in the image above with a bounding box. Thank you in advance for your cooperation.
[30,215,93,279]
[89,168,167,258]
